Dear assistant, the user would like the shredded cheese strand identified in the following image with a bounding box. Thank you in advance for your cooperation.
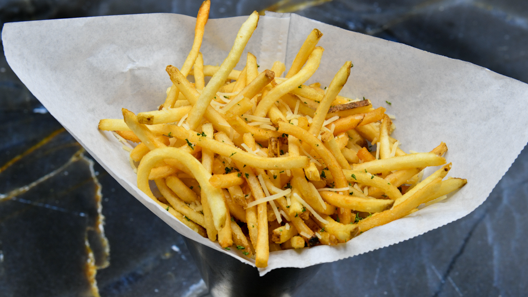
[317,187,350,192]
[308,183,326,210]
[323,115,339,127]
[246,189,292,208]
[293,193,329,224]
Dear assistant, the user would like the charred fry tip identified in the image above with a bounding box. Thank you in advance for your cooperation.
[121,107,132,116]
[313,28,323,38]
[264,69,275,80]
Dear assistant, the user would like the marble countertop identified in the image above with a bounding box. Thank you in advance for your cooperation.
[1,0,527,296]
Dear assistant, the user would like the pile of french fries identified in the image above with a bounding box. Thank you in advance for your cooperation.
[98,1,467,268]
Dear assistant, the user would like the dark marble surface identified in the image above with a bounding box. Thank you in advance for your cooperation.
[1,0,527,296]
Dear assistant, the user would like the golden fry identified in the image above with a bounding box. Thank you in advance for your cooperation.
[187,12,260,130]
[254,47,324,117]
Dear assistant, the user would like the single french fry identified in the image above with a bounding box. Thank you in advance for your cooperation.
[155,179,205,227]
[246,201,259,250]
[290,173,335,215]
[254,47,324,117]
[209,172,245,188]
[122,109,167,150]
[98,118,129,131]
[165,65,237,137]
[225,113,282,142]
[272,224,299,244]
[181,0,210,77]
[268,105,287,124]
[309,61,352,136]
[379,115,392,159]
[286,29,323,78]
[368,143,447,198]
[115,130,141,143]
[189,65,241,80]
[275,197,315,241]
[334,133,348,150]
[342,147,359,164]
[358,178,443,232]
[322,134,351,170]
[332,107,386,135]
[231,220,253,257]
[227,185,247,207]
[319,191,393,213]
[163,0,210,108]
[427,178,467,201]
[316,230,338,246]
[218,197,233,248]
[357,147,376,162]
[355,123,406,156]
[342,170,402,200]
[194,52,205,90]
[271,61,286,77]
[201,123,215,174]
[279,122,348,194]
[316,216,358,242]
[137,106,192,125]
[347,129,366,147]
[304,162,321,181]
[280,93,315,117]
[225,97,254,117]
[352,153,446,175]
[288,187,305,217]
[327,100,373,118]
[393,163,451,206]
[137,147,227,230]
[130,143,150,162]
[149,165,177,180]
[166,175,199,203]
[232,67,247,93]
[224,189,247,222]
[221,70,275,113]
[165,125,310,170]
[281,236,305,249]
[288,135,334,215]
[163,85,180,110]
[187,12,260,130]
[246,52,259,83]
[159,201,206,237]
[201,189,218,241]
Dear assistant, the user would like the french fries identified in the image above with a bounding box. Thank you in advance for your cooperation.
[98,3,467,268]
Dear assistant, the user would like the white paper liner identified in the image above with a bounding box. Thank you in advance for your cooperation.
[4,12,528,276]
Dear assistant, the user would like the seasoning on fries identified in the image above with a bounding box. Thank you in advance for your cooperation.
[98,1,467,268]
